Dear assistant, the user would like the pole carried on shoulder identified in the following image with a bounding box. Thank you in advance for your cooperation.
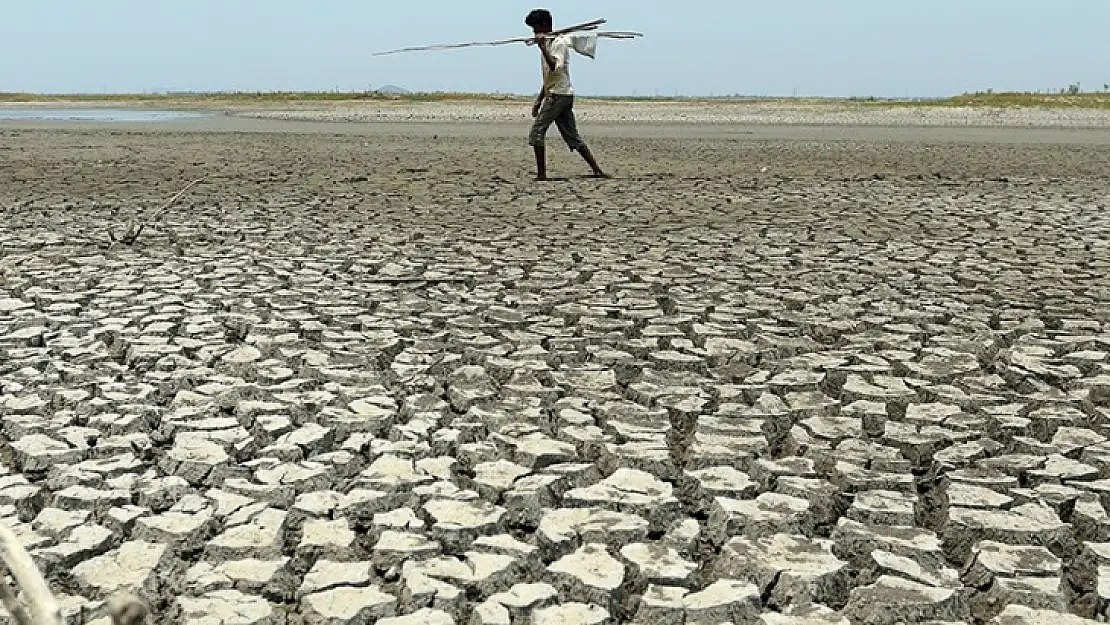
[371,18,642,57]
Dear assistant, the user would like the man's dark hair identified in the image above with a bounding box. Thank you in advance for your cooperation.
[525,9,553,29]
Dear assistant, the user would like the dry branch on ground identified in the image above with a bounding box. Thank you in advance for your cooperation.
[108,178,204,247]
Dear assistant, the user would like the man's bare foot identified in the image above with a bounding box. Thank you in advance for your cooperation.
[535,175,548,181]
[592,171,612,179]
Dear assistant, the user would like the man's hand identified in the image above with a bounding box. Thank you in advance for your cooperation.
[533,87,546,118]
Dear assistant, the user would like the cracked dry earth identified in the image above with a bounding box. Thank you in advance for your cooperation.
[1,125,1110,625]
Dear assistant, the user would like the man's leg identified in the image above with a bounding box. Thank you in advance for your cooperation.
[529,98,559,180]
[555,99,609,178]
[577,145,608,178]
[533,145,547,181]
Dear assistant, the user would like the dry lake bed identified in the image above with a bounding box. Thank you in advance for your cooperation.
[2,100,1110,624]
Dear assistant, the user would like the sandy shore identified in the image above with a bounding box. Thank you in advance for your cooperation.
[228,99,1110,128]
[2,111,1110,623]
[7,99,1110,144]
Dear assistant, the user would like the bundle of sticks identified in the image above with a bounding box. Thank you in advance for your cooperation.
[372,18,642,57]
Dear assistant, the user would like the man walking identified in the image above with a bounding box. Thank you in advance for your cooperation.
[525,8,609,181]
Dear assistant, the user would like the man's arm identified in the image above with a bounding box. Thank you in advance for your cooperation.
[537,36,565,72]
[539,41,558,71]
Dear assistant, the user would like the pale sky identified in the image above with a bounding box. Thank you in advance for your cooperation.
[3,0,1108,98]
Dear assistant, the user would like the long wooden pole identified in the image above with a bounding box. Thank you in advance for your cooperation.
[372,18,640,57]
[0,525,62,625]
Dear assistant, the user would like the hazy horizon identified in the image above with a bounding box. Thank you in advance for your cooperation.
[4,0,1109,98]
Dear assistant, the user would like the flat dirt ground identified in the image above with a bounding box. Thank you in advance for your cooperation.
[2,103,1110,624]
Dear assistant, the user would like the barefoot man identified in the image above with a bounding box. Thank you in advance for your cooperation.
[525,9,609,181]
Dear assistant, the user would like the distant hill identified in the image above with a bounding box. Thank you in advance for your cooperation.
[375,85,411,95]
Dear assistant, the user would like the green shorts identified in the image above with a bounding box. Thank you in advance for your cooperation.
[529,94,585,151]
